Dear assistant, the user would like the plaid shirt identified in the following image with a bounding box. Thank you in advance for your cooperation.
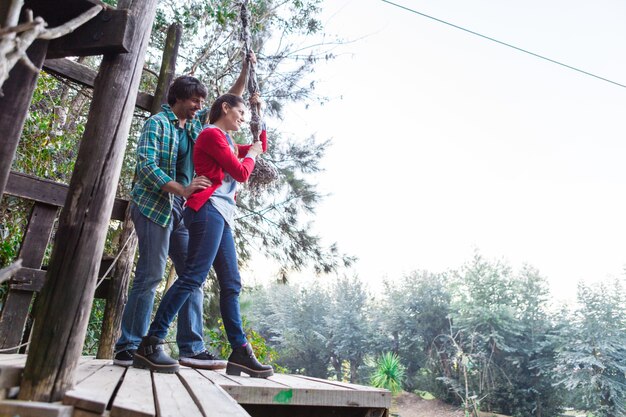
[131,104,209,227]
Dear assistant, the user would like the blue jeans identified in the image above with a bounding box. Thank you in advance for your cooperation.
[115,196,205,357]
[148,201,247,349]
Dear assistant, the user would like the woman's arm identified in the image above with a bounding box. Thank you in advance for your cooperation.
[237,129,267,157]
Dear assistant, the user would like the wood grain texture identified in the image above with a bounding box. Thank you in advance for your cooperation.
[19,0,160,402]
[152,372,202,417]
[0,39,48,199]
[0,400,73,417]
[63,365,125,413]
[0,203,57,351]
[178,369,250,417]
[43,59,153,112]
[110,367,155,417]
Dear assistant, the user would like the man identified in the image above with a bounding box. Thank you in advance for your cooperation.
[114,54,254,369]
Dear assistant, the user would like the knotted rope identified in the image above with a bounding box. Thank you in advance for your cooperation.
[240,0,279,193]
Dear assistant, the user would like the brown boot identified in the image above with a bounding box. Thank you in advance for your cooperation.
[226,344,273,378]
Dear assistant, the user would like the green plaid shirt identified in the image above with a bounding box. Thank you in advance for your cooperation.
[131,104,209,227]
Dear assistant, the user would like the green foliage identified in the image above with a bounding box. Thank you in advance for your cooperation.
[552,280,626,417]
[370,352,405,394]
[206,316,284,372]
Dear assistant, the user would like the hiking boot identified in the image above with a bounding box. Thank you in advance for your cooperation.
[133,335,179,373]
[113,349,137,367]
[179,350,227,370]
[226,344,273,378]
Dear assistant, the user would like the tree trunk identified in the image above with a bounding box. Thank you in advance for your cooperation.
[18,0,159,402]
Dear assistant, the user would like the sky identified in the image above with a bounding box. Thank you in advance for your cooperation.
[262,0,626,300]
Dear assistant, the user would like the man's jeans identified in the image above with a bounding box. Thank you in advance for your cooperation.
[115,196,205,357]
[148,201,247,349]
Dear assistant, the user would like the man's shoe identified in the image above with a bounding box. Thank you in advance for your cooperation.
[226,344,273,378]
[113,349,137,367]
[133,336,179,373]
[179,350,227,370]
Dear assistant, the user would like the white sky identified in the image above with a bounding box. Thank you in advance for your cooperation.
[259,0,626,300]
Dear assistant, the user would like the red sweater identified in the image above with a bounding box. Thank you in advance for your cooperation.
[186,126,267,211]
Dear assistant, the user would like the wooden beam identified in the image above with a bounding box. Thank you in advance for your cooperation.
[97,21,182,360]
[47,9,131,59]
[5,171,129,220]
[24,0,110,27]
[0,39,48,202]
[96,206,136,358]
[0,203,57,352]
[19,0,160,402]
[0,260,22,285]
[43,59,154,111]
[0,400,73,417]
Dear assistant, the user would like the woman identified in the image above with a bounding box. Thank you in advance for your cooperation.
[134,93,273,378]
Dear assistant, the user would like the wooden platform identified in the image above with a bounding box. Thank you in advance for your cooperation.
[0,355,389,417]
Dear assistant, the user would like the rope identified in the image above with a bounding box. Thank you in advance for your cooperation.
[95,228,136,290]
[240,0,279,192]
[0,341,29,353]
[381,0,626,89]
[0,228,136,354]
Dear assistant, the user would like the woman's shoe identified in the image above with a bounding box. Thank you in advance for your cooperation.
[226,344,274,378]
[133,335,179,373]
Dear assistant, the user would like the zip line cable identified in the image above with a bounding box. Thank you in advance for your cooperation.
[381,0,626,89]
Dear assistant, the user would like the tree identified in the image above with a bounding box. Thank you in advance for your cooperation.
[377,271,451,391]
[326,275,374,383]
[552,279,626,417]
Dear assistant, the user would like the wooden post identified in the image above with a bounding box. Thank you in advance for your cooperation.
[96,22,182,359]
[95,205,138,360]
[0,203,57,352]
[18,0,159,402]
[0,38,48,198]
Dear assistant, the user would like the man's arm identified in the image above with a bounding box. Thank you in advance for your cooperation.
[161,176,211,198]
[228,50,256,96]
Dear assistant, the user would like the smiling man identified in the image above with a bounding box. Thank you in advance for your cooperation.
[114,55,254,370]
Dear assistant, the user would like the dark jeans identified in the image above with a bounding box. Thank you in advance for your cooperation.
[115,196,205,356]
[148,201,247,348]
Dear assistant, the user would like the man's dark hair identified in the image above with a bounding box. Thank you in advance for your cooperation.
[167,75,208,106]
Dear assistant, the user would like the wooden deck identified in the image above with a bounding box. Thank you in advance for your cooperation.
[0,355,390,417]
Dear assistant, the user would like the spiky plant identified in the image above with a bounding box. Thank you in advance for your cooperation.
[371,352,405,394]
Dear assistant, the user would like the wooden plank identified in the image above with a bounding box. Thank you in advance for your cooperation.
[152,372,202,417]
[73,360,110,385]
[24,0,109,27]
[0,260,22,285]
[5,171,129,220]
[110,367,155,417]
[0,366,24,389]
[0,354,26,363]
[0,400,72,417]
[47,9,131,59]
[0,203,57,351]
[203,370,391,408]
[268,373,349,390]
[290,374,387,392]
[0,37,48,201]
[177,369,250,417]
[9,267,47,292]
[43,59,153,112]
[63,365,125,413]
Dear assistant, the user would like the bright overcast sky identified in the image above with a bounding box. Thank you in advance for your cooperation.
[266,0,626,300]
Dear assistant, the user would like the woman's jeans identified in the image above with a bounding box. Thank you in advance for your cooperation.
[148,201,247,348]
[115,197,205,357]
